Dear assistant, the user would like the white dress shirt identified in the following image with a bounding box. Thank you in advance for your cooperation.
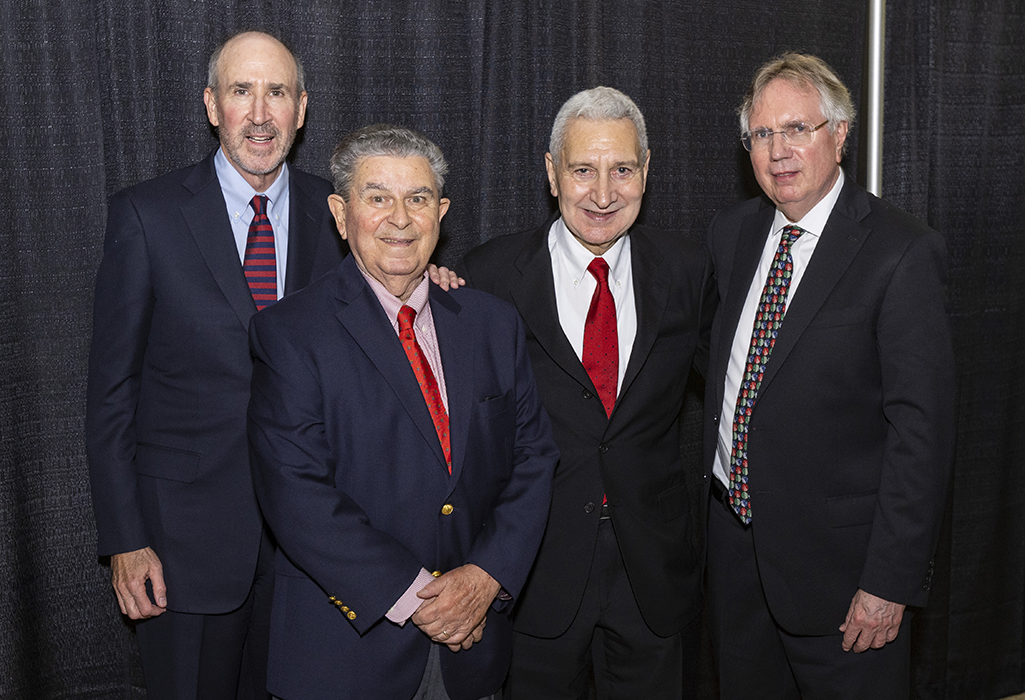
[548,218,637,396]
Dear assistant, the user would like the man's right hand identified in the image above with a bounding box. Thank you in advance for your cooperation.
[110,547,167,619]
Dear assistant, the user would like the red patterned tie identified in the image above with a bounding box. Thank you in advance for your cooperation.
[244,195,277,310]
[727,225,805,523]
[582,258,618,418]
[398,306,451,474]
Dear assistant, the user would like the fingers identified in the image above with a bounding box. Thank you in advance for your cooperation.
[110,548,167,620]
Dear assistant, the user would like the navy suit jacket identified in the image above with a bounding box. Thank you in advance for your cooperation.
[86,151,345,613]
[247,255,558,700]
[463,219,716,638]
[703,178,956,635]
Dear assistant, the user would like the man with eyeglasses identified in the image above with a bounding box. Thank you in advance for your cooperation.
[703,53,955,698]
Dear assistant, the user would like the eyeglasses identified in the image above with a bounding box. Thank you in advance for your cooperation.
[741,120,830,152]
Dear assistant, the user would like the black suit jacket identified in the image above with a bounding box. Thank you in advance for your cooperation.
[86,151,346,613]
[703,178,956,635]
[463,218,716,638]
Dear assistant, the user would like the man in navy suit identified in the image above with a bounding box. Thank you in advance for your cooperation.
[704,53,955,698]
[86,31,345,699]
[247,124,558,700]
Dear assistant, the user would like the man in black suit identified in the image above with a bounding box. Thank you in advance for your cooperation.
[704,53,955,699]
[463,87,716,699]
[86,31,345,699]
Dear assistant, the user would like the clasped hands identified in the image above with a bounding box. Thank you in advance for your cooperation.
[411,563,501,652]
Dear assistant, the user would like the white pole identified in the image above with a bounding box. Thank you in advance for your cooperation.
[866,0,886,196]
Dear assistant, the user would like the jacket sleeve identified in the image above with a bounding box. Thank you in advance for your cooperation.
[86,190,154,557]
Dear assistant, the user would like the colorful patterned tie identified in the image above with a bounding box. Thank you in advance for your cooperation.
[582,258,618,418]
[728,225,805,523]
[398,306,451,474]
[244,195,277,310]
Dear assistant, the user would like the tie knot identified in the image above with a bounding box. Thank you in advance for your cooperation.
[250,195,268,216]
[398,305,416,333]
[587,257,610,285]
[781,225,805,245]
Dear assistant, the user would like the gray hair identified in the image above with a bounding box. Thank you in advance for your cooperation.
[739,52,856,155]
[207,31,306,96]
[549,87,648,166]
[330,124,448,201]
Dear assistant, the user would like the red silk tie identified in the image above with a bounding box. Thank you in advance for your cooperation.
[398,306,451,474]
[244,195,277,310]
[582,258,618,418]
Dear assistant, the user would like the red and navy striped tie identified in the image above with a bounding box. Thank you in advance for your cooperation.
[244,195,277,310]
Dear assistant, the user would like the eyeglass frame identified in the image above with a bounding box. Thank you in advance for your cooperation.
[740,119,830,153]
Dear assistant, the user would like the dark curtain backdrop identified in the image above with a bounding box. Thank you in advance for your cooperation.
[0,0,1020,697]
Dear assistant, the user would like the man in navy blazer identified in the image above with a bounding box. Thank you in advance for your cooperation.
[704,53,955,699]
[86,31,345,699]
[247,124,557,700]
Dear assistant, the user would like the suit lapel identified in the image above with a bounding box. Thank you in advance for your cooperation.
[508,224,595,393]
[759,180,872,395]
[180,153,255,330]
[332,258,450,474]
[431,288,471,481]
[284,168,321,295]
[618,227,667,402]
[712,205,774,410]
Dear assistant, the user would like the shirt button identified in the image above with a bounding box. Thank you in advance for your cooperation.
[584,503,595,514]
[441,504,454,515]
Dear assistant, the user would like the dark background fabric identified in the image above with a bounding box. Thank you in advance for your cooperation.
[0,0,1020,697]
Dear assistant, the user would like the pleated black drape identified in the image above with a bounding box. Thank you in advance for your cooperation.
[885,1,1025,698]
[0,0,1020,697]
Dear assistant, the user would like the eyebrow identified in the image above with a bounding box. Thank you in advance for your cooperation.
[361,183,435,197]
[227,81,290,93]
[565,158,640,169]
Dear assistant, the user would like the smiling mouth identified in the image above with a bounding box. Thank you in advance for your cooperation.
[583,208,620,221]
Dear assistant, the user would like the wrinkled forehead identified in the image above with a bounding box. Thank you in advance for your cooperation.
[750,78,824,126]
[563,117,643,161]
[217,34,298,86]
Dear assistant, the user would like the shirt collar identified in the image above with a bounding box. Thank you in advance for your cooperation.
[359,268,431,327]
[550,217,632,283]
[771,169,845,239]
[214,146,290,213]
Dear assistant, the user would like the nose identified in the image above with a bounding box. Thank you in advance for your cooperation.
[769,132,792,160]
[389,200,411,228]
[591,171,614,208]
[250,95,269,125]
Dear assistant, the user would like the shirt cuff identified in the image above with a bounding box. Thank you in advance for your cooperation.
[386,568,436,625]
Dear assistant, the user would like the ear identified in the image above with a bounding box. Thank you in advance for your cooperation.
[438,197,451,221]
[640,149,651,192]
[327,194,348,239]
[544,152,559,198]
[834,121,849,162]
[203,87,219,127]
[295,91,308,129]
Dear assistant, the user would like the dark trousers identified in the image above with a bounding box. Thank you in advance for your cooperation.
[506,517,697,700]
[706,487,911,700]
[136,530,275,700]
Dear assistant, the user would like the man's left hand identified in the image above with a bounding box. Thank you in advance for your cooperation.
[839,588,905,652]
[411,564,500,649]
[426,264,465,291]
